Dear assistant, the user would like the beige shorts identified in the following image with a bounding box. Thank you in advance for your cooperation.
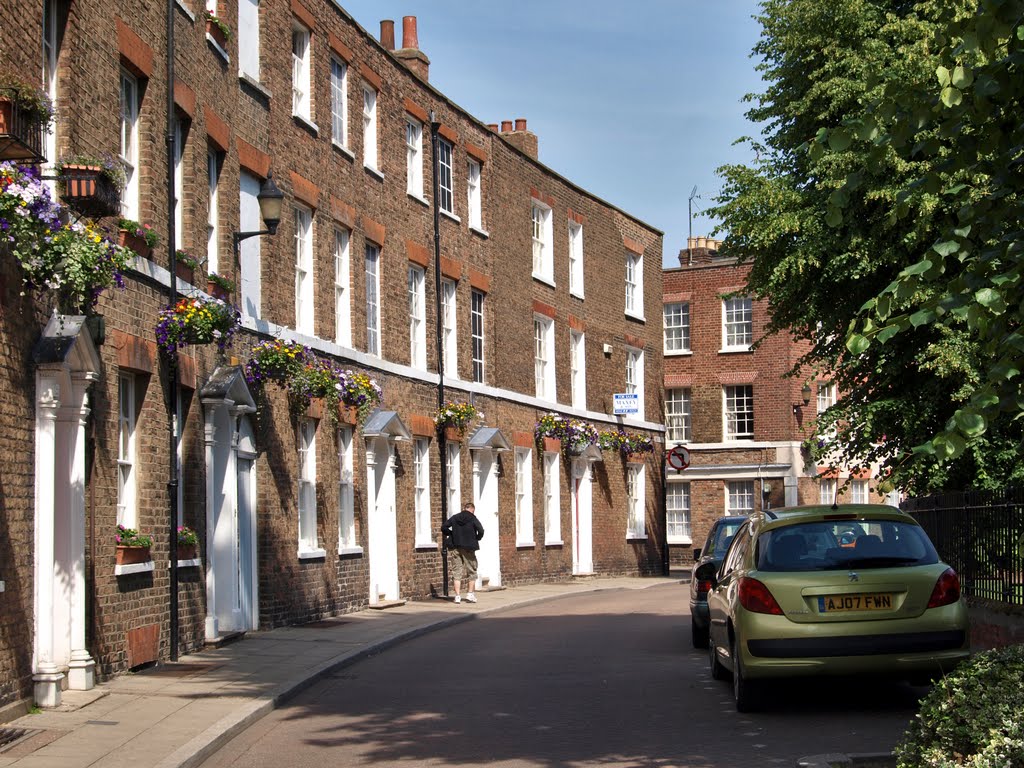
[452,548,478,581]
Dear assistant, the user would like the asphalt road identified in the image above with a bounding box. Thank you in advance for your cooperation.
[199,582,924,768]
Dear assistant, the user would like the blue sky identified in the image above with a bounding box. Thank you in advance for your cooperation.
[338,1,765,267]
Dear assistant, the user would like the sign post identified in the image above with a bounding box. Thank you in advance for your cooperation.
[667,445,691,471]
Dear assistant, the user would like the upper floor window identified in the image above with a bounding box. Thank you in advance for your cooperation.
[42,0,62,168]
[442,279,457,378]
[119,69,139,219]
[568,221,584,297]
[625,251,644,318]
[334,228,351,346]
[817,381,836,412]
[664,302,690,353]
[515,447,534,546]
[666,483,691,543]
[294,205,314,334]
[534,315,555,401]
[338,426,357,551]
[531,202,553,282]
[466,159,482,230]
[173,117,186,250]
[471,289,485,383]
[726,480,755,516]
[365,243,380,355]
[725,385,754,440]
[117,372,137,528]
[820,478,837,505]
[207,149,221,274]
[238,0,260,81]
[330,57,348,148]
[292,23,312,120]
[362,85,378,170]
[851,479,869,504]
[569,329,586,409]
[626,465,646,539]
[665,388,691,442]
[413,438,432,547]
[437,138,454,214]
[298,418,320,555]
[625,347,645,419]
[408,265,427,369]
[723,296,753,350]
[406,119,423,198]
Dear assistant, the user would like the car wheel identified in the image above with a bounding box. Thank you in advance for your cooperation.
[691,618,708,649]
[709,635,727,680]
[731,635,758,712]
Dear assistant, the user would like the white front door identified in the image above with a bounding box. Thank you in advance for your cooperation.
[207,405,243,636]
[571,459,594,575]
[366,437,399,603]
[236,417,258,631]
[473,448,501,589]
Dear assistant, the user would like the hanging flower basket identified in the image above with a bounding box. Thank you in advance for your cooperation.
[534,412,598,456]
[598,429,655,458]
[57,157,124,218]
[155,296,241,355]
[434,401,479,437]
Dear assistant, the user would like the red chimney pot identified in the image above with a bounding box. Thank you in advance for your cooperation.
[514,118,527,131]
[380,20,395,50]
[501,120,513,132]
[402,16,419,50]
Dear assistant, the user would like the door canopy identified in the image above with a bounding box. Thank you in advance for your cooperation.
[467,427,512,452]
[200,365,257,413]
[361,409,411,441]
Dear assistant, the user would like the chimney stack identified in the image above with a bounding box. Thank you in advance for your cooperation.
[680,235,724,266]
[379,20,395,51]
[393,15,430,81]
[502,117,538,160]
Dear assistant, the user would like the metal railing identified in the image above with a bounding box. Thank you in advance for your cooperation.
[903,487,1024,606]
[0,88,45,163]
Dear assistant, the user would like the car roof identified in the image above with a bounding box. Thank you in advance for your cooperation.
[756,504,915,532]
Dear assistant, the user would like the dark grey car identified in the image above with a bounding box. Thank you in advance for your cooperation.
[689,516,746,648]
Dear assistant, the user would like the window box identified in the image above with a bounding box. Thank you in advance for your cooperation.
[175,261,195,284]
[205,13,230,50]
[0,90,46,163]
[206,273,233,301]
[115,545,152,566]
[118,228,153,260]
[59,164,121,219]
[176,543,197,561]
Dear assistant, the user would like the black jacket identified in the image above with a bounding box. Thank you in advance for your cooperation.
[441,510,484,551]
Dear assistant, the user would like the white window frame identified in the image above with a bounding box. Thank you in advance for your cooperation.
[42,0,60,169]
[298,418,322,556]
[330,57,348,149]
[466,159,482,230]
[119,68,139,219]
[817,382,836,412]
[625,251,644,319]
[723,296,753,351]
[820,478,837,505]
[239,172,262,318]
[238,0,260,81]
[531,202,553,283]
[437,138,454,215]
[543,451,561,545]
[726,481,755,516]
[471,289,484,383]
[362,85,378,170]
[406,119,423,198]
[666,482,691,544]
[625,346,645,419]
[117,372,137,528]
[569,329,586,409]
[294,204,314,334]
[664,302,690,354]
[665,388,691,443]
[365,243,380,355]
[292,22,311,120]
[568,220,584,297]
[626,464,646,539]
[515,447,534,546]
[534,314,556,401]
[408,265,427,369]
[334,228,351,346]
[724,385,754,441]
[851,479,869,504]
[413,438,433,548]
[207,148,221,274]
[442,278,457,378]
[446,442,461,518]
[338,425,358,553]
[173,118,185,250]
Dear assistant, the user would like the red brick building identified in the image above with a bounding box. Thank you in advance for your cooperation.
[662,239,894,569]
[0,2,664,715]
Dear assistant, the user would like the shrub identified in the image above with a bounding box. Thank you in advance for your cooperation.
[895,644,1024,768]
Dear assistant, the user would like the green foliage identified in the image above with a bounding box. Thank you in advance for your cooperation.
[708,0,1024,493]
[115,524,152,548]
[56,154,126,192]
[0,71,55,128]
[203,10,232,40]
[895,645,1024,767]
[206,272,234,291]
[117,218,159,248]
[176,526,199,546]
[434,401,478,432]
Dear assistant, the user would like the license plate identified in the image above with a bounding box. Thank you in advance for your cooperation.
[817,593,893,612]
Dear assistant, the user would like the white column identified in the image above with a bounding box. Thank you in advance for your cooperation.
[67,374,97,689]
[203,405,219,639]
[34,376,63,707]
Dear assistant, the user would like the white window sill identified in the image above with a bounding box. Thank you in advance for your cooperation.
[115,561,155,576]
[169,558,202,568]
[516,540,536,549]
[332,140,354,160]
[625,311,646,323]
[570,289,585,300]
[664,349,692,357]
[415,540,437,551]
[364,165,384,181]
[239,72,271,100]
[469,225,489,239]
[338,545,364,556]
[725,436,755,442]
[440,209,461,224]
[298,548,327,560]
[627,533,649,541]
[532,273,556,288]
[293,114,319,135]
[407,192,429,207]
[667,537,693,546]
[174,0,195,20]
[208,34,230,63]
[544,539,564,547]
[719,346,752,354]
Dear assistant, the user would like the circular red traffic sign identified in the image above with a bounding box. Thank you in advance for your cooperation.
[667,445,690,471]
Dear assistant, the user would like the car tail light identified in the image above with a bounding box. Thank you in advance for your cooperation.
[927,567,962,608]
[738,577,784,615]
[696,579,713,596]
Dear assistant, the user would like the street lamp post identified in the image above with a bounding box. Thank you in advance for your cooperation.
[233,171,285,256]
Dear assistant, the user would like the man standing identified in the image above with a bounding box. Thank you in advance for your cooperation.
[441,502,484,604]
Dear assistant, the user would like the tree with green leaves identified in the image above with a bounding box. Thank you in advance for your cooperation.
[709,0,1024,494]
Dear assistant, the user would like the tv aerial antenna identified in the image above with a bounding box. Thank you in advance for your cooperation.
[688,186,700,264]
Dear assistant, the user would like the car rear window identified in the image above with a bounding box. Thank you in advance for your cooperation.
[755,519,940,571]
[704,520,745,559]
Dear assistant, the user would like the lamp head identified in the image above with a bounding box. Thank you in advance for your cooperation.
[801,382,813,406]
[257,171,284,235]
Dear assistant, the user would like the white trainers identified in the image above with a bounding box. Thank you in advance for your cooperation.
[453,595,461,604]
[465,593,477,603]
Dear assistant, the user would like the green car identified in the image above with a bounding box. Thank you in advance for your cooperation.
[706,504,970,711]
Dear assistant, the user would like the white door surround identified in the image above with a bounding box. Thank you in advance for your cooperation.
[467,427,511,591]
[571,456,597,575]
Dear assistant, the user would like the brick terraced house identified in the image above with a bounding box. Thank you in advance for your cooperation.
[662,239,897,569]
[0,2,665,714]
